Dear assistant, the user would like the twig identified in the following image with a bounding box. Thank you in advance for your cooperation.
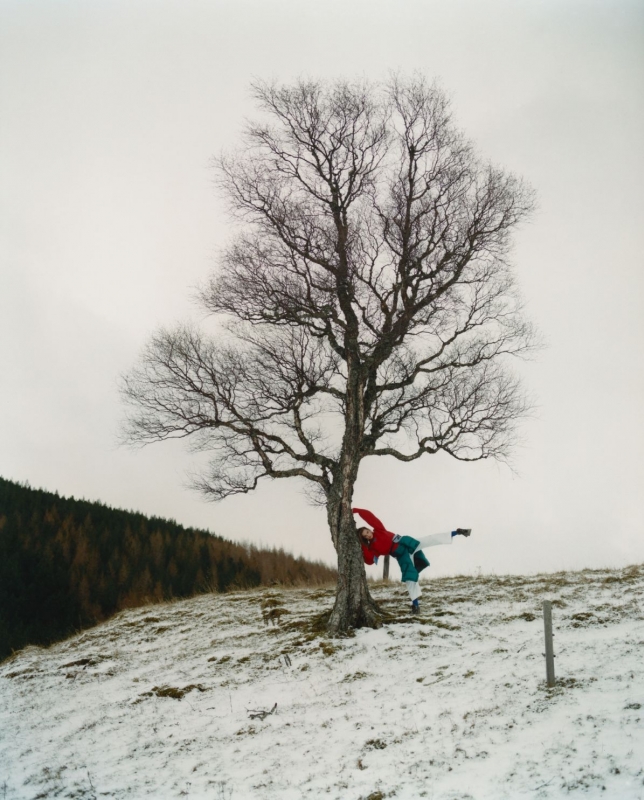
[247,702,277,720]
[423,675,448,686]
[86,769,96,800]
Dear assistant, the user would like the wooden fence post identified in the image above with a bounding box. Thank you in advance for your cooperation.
[383,555,390,581]
[543,600,556,687]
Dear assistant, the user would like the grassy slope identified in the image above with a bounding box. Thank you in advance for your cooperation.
[0,476,336,659]
[1,564,643,799]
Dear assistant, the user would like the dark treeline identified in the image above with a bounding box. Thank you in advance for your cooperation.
[0,476,335,660]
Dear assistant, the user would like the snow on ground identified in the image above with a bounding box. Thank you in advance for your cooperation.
[1,565,643,800]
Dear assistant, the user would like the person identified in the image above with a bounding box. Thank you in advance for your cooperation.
[353,507,471,614]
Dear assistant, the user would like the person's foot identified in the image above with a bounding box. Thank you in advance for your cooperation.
[455,528,471,537]
[411,599,420,614]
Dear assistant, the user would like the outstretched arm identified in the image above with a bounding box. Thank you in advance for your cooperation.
[352,508,386,532]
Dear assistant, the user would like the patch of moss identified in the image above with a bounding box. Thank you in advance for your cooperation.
[364,738,387,750]
[235,725,257,736]
[342,671,369,682]
[424,617,460,630]
[59,655,109,669]
[261,606,290,626]
[319,641,338,657]
[147,684,207,700]
[309,589,334,600]
[284,608,333,641]
[60,657,94,669]
[539,676,597,696]
[570,612,607,627]
[260,596,283,609]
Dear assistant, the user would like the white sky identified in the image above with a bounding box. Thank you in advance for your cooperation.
[1,0,643,577]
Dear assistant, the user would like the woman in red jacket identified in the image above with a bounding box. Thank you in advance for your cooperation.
[353,508,471,614]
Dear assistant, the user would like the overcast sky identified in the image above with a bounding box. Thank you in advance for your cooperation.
[1,0,643,579]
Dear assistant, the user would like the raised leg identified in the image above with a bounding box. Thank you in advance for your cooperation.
[414,531,453,549]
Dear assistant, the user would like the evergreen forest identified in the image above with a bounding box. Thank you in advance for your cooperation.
[0,477,336,660]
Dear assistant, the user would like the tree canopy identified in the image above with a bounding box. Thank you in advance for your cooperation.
[122,76,536,632]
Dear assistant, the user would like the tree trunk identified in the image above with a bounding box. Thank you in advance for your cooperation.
[325,279,382,633]
[326,473,382,635]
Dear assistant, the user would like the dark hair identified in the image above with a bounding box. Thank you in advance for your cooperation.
[357,526,371,540]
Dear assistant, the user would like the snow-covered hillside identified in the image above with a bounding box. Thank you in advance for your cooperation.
[1,565,643,799]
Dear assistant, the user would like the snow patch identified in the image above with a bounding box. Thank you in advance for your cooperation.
[1,566,643,799]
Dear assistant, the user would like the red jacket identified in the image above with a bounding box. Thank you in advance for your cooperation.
[353,508,398,565]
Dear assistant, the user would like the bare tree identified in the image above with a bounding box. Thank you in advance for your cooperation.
[122,76,537,634]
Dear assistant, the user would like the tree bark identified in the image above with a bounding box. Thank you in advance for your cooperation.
[325,362,382,635]
[326,487,382,635]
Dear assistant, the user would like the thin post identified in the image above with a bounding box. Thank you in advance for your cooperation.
[383,555,390,581]
[543,600,556,687]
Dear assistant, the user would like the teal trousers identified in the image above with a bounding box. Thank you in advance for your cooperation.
[392,535,430,582]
